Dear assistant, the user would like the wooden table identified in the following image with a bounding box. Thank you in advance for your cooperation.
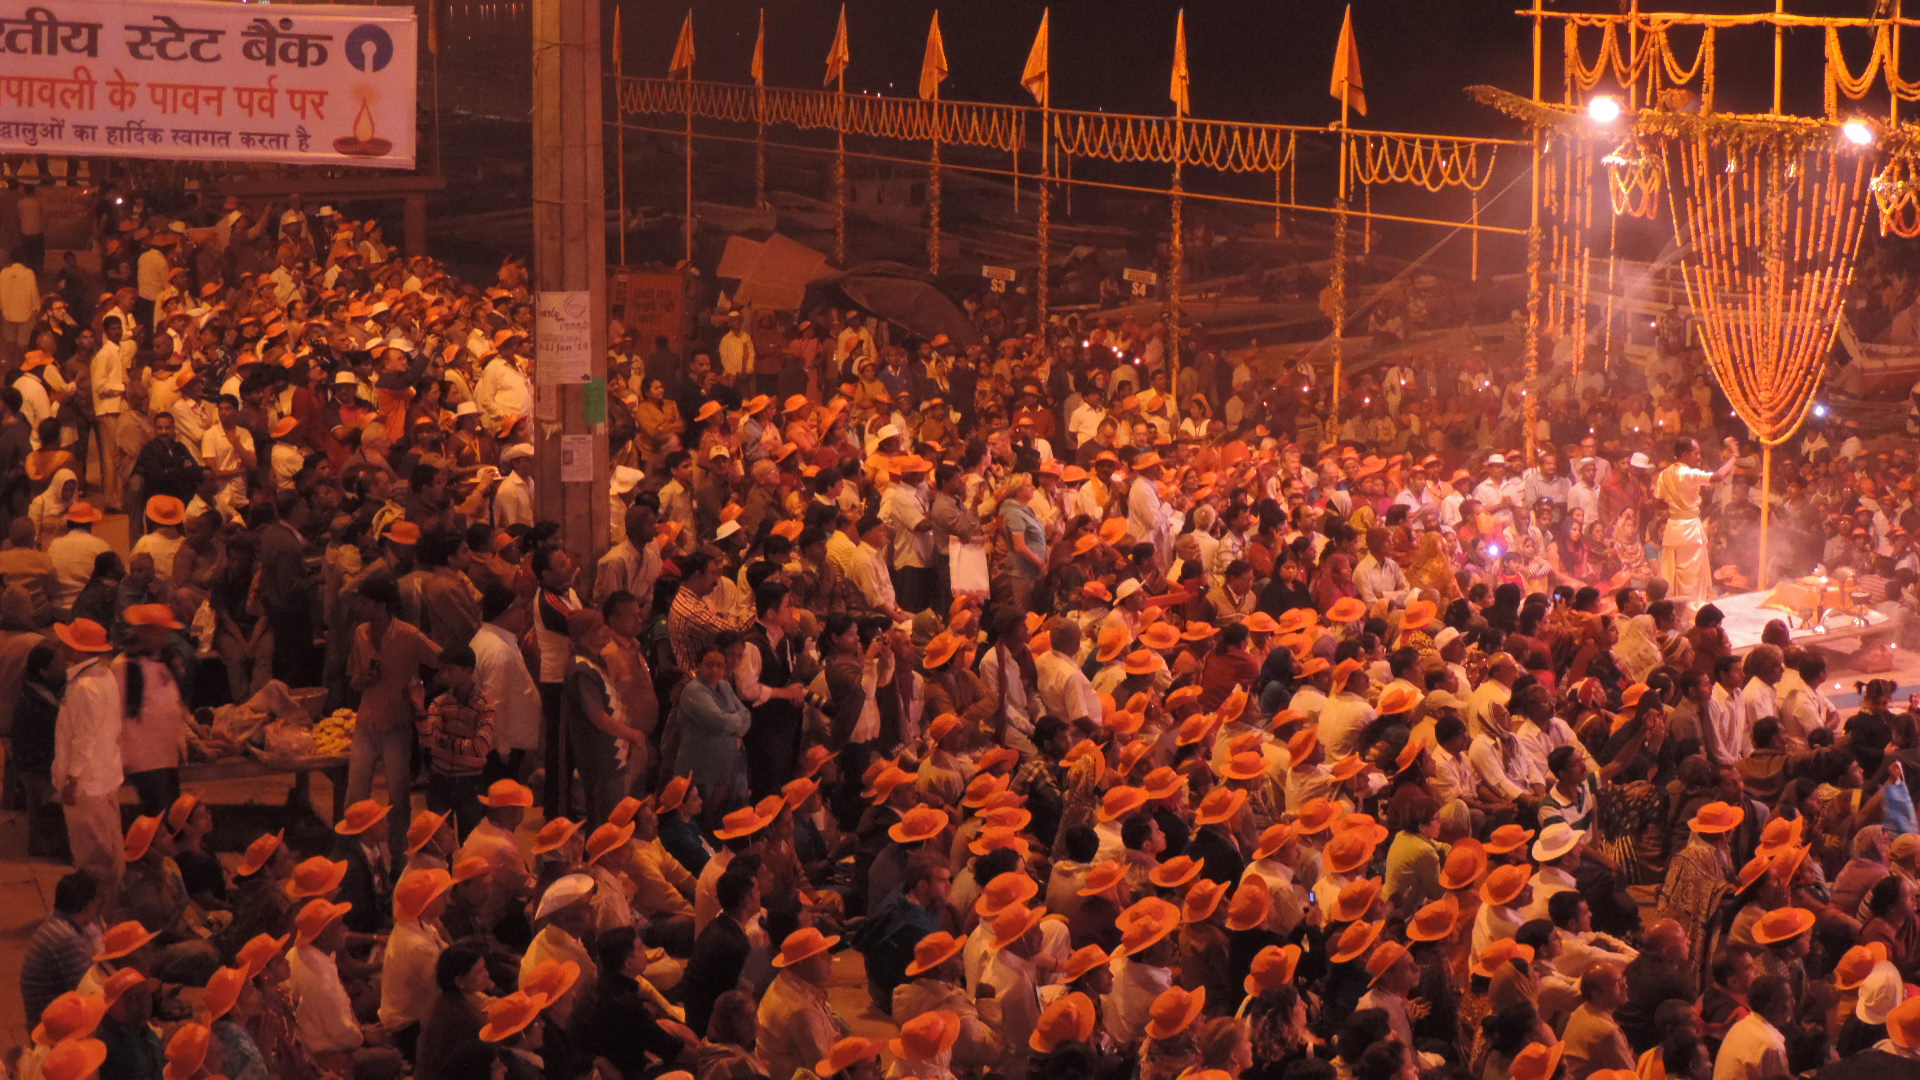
[178,754,351,821]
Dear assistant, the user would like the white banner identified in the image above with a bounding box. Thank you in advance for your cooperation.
[0,0,417,168]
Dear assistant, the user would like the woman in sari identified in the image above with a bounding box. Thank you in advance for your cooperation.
[1658,799,1738,972]
[1406,531,1462,603]
[1609,506,1654,585]
[1312,551,1357,612]
[632,378,685,462]
[27,466,78,548]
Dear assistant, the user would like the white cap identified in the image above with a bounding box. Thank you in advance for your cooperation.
[1432,626,1462,651]
[1531,821,1587,863]
[332,371,358,385]
[1115,579,1143,602]
[1857,961,1905,1025]
[454,401,480,418]
[1485,453,1507,466]
[500,443,534,464]
[610,465,644,497]
[877,424,902,441]
[715,520,742,540]
[534,873,597,921]
[1628,452,1653,469]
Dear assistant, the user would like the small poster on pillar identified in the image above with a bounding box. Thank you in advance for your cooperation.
[0,0,417,168]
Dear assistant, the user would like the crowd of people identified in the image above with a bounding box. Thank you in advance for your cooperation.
[1,183,1919,1080]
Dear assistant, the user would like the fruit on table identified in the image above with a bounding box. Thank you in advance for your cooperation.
[312,709,356,756]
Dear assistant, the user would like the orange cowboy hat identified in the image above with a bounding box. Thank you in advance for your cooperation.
[1323,831,1375,875]
[201,965,250,1024]
[1398,600,1438,633]
[293,899,353,945]
[817,1030,890,1068]
[975,872,1041,918]
[1245,944,1301,996]
[1078,860,1129,897]
[988,903,1048,949]
[477,779,535,807]
[1115,907,1179,958]
[99,967,146,1010]
[658,774,695,811]
[405,810,451,855]
[1145,986,1207,1040]
[1098,785,1150,823]
[478,991,552,1043]
[1140,623,1182,652]
[864,761,916,804]
[904,931,968,977]
[1252,823,1295,861]
[1182,879,1229,923]
[1394,735,1429,776]
[164,1022,211,1080]
[1332,877,1383,923]
[39,1039,108,1080]
[1365,940,1412,987]
[1470,938,1536,978]
[1294,797,1339,834]
[54,619,112,653]
[520,958,582,1004]
[1176,711,1222,747]
[285,856,349,900]
[714,802,777,840]
[1219,751,1267,783]
[1059,943,1112,983]
[1689,801,1745,834]
[1510,1041,1566,1080]
[1141,766,1189,801]
[1244,612,1282,634]
[394,869,455,923]
[65,502,104,525]
[1277,608,1319,634]
[772,926,841,968]
[96,921,158,963]
[1834,942,1890,991]
[1484,823,1535,855]
[144,495,187,526]
[1758,816,1805,853]
[334,799,391,837]
[1751,906,1816,945]
[1328,754,1370,782]
[531,816,584,856]
[889,1011,961,1064]
[1180,621,1218,643]
[586,821,637,866]
[1329,920,1384,963]
[1194,787,1247,826]
[1408,895,1462,942]
[1225,877,1272,931]
[1890,996,1920,1050]
[1218,687,1250,723]
[889,805,950,844]
[1150,855,1205,890]
[123,816,164,862]
[234,933,288,979]
[1377,684,1421,716]
[923,633,967,669]
[1480,864,1534,907]
[31,991,106,1046]
[1030,992,1097,1053]
[1296,656,1331,679]
[1326,597,1367,623]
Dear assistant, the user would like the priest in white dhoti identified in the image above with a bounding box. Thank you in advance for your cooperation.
[1655,436,1739,603]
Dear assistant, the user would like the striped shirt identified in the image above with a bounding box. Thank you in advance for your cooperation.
[20,914,98,1025]
[422,687,495,776]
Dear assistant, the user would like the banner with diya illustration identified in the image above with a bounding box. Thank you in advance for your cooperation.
[0,0,415,168]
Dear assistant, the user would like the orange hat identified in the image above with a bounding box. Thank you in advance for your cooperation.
[532,816,582,856]
[1296,656,1331,679]
[1751,906,1816,945]
[1244,612,1282,634]
[394,869,454,922]
[1145,985,1207,1039]
[988,903,1048,949]
[1407,894,1462,942]
[1890,995,1920,1050]
[1224,877,1272,931]
[1484,823,1535,854]
[1510,1041,1566,1080]
[817,1030,890,1068]
[1332,877,1383,923]
[1176,711,1222,747]
[1329,919,1384,963]
[123,815,164,862]
[1834,942,1890,991]
[1399,600,1438,632]
[144,495,187,526]
[1141,766,1188,801]
[293,898,353,944]
[1689,801,1745,834]
[520,958,582,1004]
[889,805,951,845]
[234,933,288,979]
[1150,855,1204,889]
[1758,816,1805,853]
[285,856,348,899]
[1471,938,1536,978]
[904,930,968,977]
[1098,785,1150,823]
[1252,823,1295,861]
[31,992,106,1046]
[1058,943,1112,983]
[1078,860,1128,897]
[1328,754,1368,782]
[1394,735,1428,775]
[1244,944,1301,996]
[1323,831,1375,874]
[1377,684,1421,716]
[714,802,776,840]
[1326,597,1366,623]
[54,619,111,653]
[1115,905,1179,957]
[163,1022,211,1080]
[95,921,158,962]
[479,991,552,1043]
[1194,787,1246,826]
[99,967,147,1010]
[1294,797,1339,834]
[405,810,451,855]
[1220,751,1267,782]
[39,1039,108,1080]
[975,872,1041,918]
[200,966,248,1024]
[451,855,490,884]
[477,779,535,807]
[1365,940,1412,986]
[1140,623,1182,652]
[334,799,391,837]
[1029,991,1097,1053]
[586,821,637,866]
[889,1010,961,1063]
[863,762,915,804]
[65,502,104,525]
[1338,812,1389,845]
[1182,879,1229,923]
[1480,863,1533,907]
[657,774,695,811]
[772,926,841,968]
[798,746,837,780]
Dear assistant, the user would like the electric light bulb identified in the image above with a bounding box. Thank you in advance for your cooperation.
[1587,96,1622,124]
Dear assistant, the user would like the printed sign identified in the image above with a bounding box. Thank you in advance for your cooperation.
[534,290,593,385]
[0,0,417,167]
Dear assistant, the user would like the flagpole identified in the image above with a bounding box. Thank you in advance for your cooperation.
[928,16,942,275]
[754,8,766,210]
[1036,12,1051,331]
[1169,12,1185,391]
[835,65,847,265]
[1330,40,1352,441]
[681,15,695,268]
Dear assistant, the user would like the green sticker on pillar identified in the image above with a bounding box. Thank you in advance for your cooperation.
[585,378,607,425]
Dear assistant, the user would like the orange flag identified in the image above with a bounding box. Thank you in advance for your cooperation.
[1331,5,1368,117]
[919,12,948,101]
[1021,9,1050,107]
[751,8,765,86]
[668,11,694,78]
[824,4,850,87]
[609,6,619,76]
[1169,10,1190,116]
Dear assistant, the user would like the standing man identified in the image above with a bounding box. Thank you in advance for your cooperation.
[51,617,123,885]
[90,317,134,513]
[471,584,541,782]
[736,582,813,798]
[258,491,317,688]
[0,249,35,367]
[882,456,935,614]
[1126,452,1171,567]
[1656,437,1738,603]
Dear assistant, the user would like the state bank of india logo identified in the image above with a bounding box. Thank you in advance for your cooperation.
[344,24,395,72]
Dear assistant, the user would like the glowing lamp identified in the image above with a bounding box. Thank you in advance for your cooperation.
[1842,120,1875,147]
[1587,95,1622,124]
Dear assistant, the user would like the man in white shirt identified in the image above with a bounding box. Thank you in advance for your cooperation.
[1352,528,1410,605]
[1740,646,1783,728]
[1704,655,1752,766]
[717,312,756,383]
[493,444,536,529]
[1712,976,1791,1080]
[47,507,111,614]
[1656,436,1739,602]
[290,898,397,1076]
[1065,388,1108,454]
[471,585,542,776]
[1126,453,1171,567]
[881,459,935,614]
[1316,662,1377,760]
[12,352,53,444]
[1568,457,1603,529]
[849,515,906,622]
[1776,653,1838,746]
[51,619,123,885]
[1035,625,1100,725]
[475,340,533,427]
[1473,454,1526,530]
[200,396,257,517]
[135,239,171,326]
[378,869,453,1033]
[832,312,875,374]
[91,317,136,511]
[0,248,35,365]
